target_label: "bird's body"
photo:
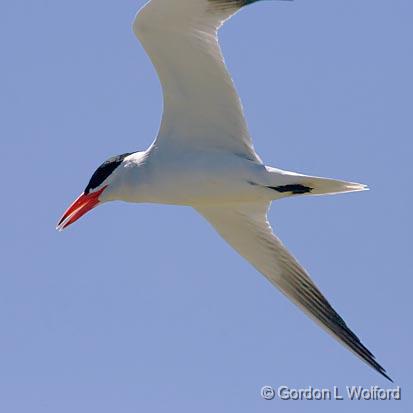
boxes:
[103,149,266,205]
[103,147,364,205]
[58,0,391,381]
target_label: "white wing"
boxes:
[196,202,391,380]
[133,0,261,161]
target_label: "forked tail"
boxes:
[267,168,368,196]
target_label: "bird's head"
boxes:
[56,152,134,231]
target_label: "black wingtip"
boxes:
[365,355,392,382]
[379,369,393,383]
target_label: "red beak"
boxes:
[56,186,107,231]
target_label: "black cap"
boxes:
[84,152,134,194]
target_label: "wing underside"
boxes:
[133,0,262,160]
[196,202,391,381]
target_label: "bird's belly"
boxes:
[143,175,258,205]
[139,156,268,206]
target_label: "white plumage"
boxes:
[57,0,390,381]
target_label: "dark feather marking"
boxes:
[208,0,293,10]
[84,152,135,194]
[268,184,313,194]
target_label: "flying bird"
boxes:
[57,0,391,381]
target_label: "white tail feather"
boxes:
[302,176,368,195]
[267,168,368,196]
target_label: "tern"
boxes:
[57,0,391,381]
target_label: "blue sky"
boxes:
[1,0,412,411]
